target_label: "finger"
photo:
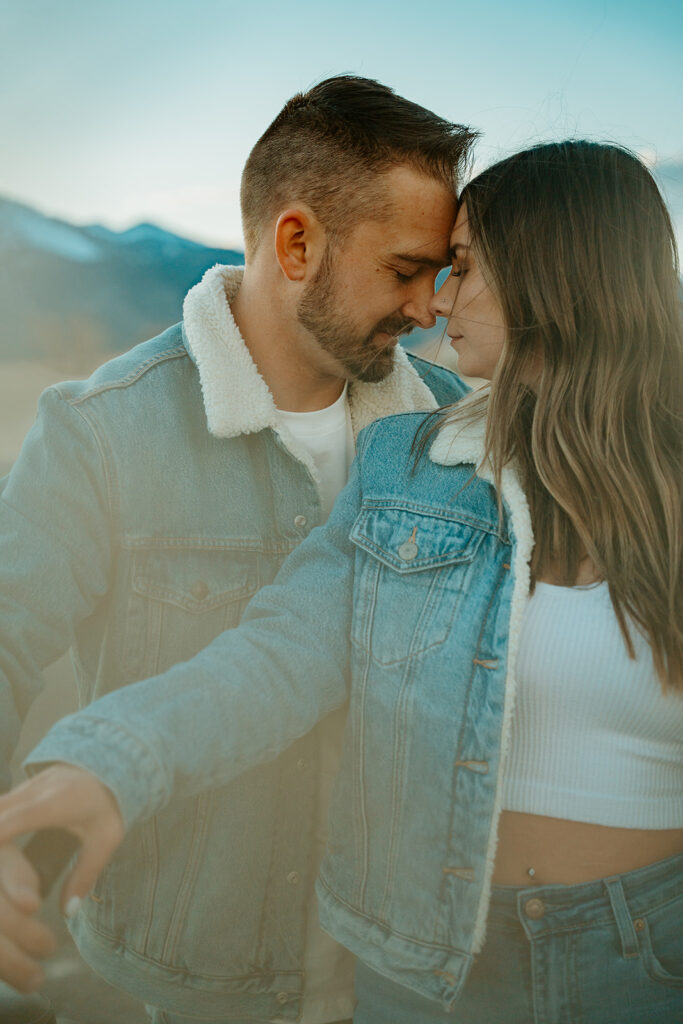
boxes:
[0,766,121,848]
[0,846,41,913]
[0,933,44,994]
[0,896,56,959]
[0,796,72,846]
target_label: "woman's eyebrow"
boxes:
[449,242,470,259]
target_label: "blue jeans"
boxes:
[354,852,683,1024]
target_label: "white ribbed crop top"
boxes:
[502,581,683,829]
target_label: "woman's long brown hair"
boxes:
[432,141,682,691]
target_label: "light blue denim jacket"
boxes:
[2,288,467,1018]
[26,402,536,1013]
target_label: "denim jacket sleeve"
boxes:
[25,428,369,829]
[0,388,114,792]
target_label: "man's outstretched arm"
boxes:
[0,425,369,989]
[0,387,117,991]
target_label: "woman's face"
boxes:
[430,202,506,380]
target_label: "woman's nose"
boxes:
[429,275,456,319]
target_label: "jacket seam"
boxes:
[357,499,503,539]
[78,915,306,981]
[62,393,121,535]
[318,875,470,956]
[61,346,187,406]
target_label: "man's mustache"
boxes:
[373,317,416,339]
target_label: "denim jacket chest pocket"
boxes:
[350,506,486,666]
[123,543,261,680]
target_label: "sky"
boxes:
[1,0,682,251]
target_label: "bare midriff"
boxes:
[492,811,683,886]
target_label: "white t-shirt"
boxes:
[274,385,356,1024]
[276,384,355,521]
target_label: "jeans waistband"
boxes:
[487,850,683,936]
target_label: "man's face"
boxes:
[297,166,456,382]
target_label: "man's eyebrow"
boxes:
[389,251,448,269]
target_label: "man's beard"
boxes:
[297,246,414,383]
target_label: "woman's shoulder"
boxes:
[357,410,437,457]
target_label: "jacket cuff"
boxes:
[23,714,170,830]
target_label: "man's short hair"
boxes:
[240,75,477,258]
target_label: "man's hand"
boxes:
[0,764,125,991]
[0,843,55,992]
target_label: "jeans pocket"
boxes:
[638,894,683,988]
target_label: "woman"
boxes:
[0,141,681,1023]
[348,139,683,1021]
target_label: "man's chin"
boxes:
[352,348,396,383]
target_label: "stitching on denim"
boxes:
[437,561,509,946]
[162,792,214,963]
[351,525,484,573]
[51,390,122,546]
[318,874,471,955]
[76,913,308,980]
[64,346,187,405]
[358,499,503,539]
[132,576,258,612]
[455,760,489,773]
[121,535,297,555]
[378,654,420,921]
[355,560,380,911]
[356,554,481,668]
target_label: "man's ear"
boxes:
[274,208,325,281]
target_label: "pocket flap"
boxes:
[350,506,484,573]
[132,548,257,612]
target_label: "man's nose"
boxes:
[401,283,437,329]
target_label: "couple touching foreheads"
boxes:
[0,75,680,1024]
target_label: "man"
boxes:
[0,76,474,1022]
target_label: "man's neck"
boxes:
[231,269,346,413]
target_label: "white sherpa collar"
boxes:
[182,264,440,449]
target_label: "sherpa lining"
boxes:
[182,264,440,480]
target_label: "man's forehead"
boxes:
[387,247,449,269]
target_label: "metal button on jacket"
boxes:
[286,871,300,885]
[524,897,546,920]
[294,515,307,528]
[190,580,209,601]
[398,539,418,561]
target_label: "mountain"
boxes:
[0,197,243,365]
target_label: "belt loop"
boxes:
[604,877,639,959]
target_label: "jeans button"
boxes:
[524,897,546,920]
